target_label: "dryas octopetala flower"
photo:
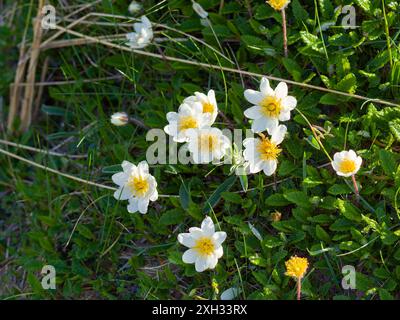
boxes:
[267,0,291,11]
[243,124,287,176]
[112,160,158,214]
[185,127,231,164]
[128,0,142,14]
[285,256,308,279]
[244,77,297,133]
[192,0,208,19]
[178,216,226,272]
[164,102,211,143]
[184,89,218,125]
[331,150,362,177]
[126,16,153,49]
[110,112,129,126]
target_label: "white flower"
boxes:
[243,124,287,176]
[244,77,297,133]
[164,102,210,143]
[126,16,153,49]
[110,112,129,126]
[192,0,208,19]
[186,127,231,164]
[184,89,218,125]
[178,216,226,272]
[331,150,362,177]
[112,160,158,214]
[128,1,142,14]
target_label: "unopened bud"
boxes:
[111,112,129,126]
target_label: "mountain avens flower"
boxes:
[164,102,211,143]
[185,127,231,164]
[126,16,153,49]
[128,1,142,14]
[285,255,309,300]
[112,161,158,214]
[184,89,218,125]
[178,216,226,272]
[110,112,129,126]
[243,124,287,176]
[244,78,297,133]
[267,0,291,11]
[331,150,362,177]
[192,0,208,19]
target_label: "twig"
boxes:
[0,139,87,159]
[281,9,288,57]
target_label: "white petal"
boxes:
[195,256,208,272]
[206,254,218,270]
[262,160,277,176]
[221,287,240,300]
[249,159,264,173]
[244,89,263,105]
[114,186,132,200]
[282,96,297,111]
[275,82,288,99]
[127,198,138,213]
[278,110,291,121]
[348,150,357,160]
[178,233,196,247]
[251,117,268,133]
[215,246,223,259]
[182,249,198,263]
[149,189,158,201]
[260,77,274,96]
[213,231,227,245]
[244,106,262,119]
[121,160,135,172]
[112,172,128,186]
[188,227,204,239]
[137,161,149,174]
[270,124,287,145]
[138,198,149,214]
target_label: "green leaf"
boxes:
[379,149,397,177]
[221,192,242,204]
[328,184,351,195]
[284,191,312,209]
[336,199,362,222]
[203,175,237,213]
[389,119,400,142]
[282,58,303,82]
[102,165,122,174]
[336,73,357,94]
[159,209,185,225]
[179,181,191,210]
[315,225,331,242]
[265,193,291,206]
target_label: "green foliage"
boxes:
[1,0,400,301]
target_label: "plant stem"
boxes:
[297,278,301,300]
[281,9,288,57]
[351,175,360,201]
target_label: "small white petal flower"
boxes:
[331,150,362,177]
[178,216,226,272]
[243,124,287,176]
[110,112,129,126]
[128,1,142,14]
[243,77,297,133]
[186,127,231,164]
[192,0,208,19]
[164,102,211,143]
[126,16,153,49]
[184,89,218,125]
[112,160,158,214]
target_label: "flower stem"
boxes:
[297,278,301,300]
[351,175,360,202]
[281,9,288,57]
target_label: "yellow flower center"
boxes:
[260,96,282,118]
[179,116,198,131]
[127,176,149,197]
[267,0,290,11]
[203,102,214,114]
[285,256,309,279]
[338,158,356,174]
[199,133,219,152]
[194,237,215,256]
[257,136,281,161]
